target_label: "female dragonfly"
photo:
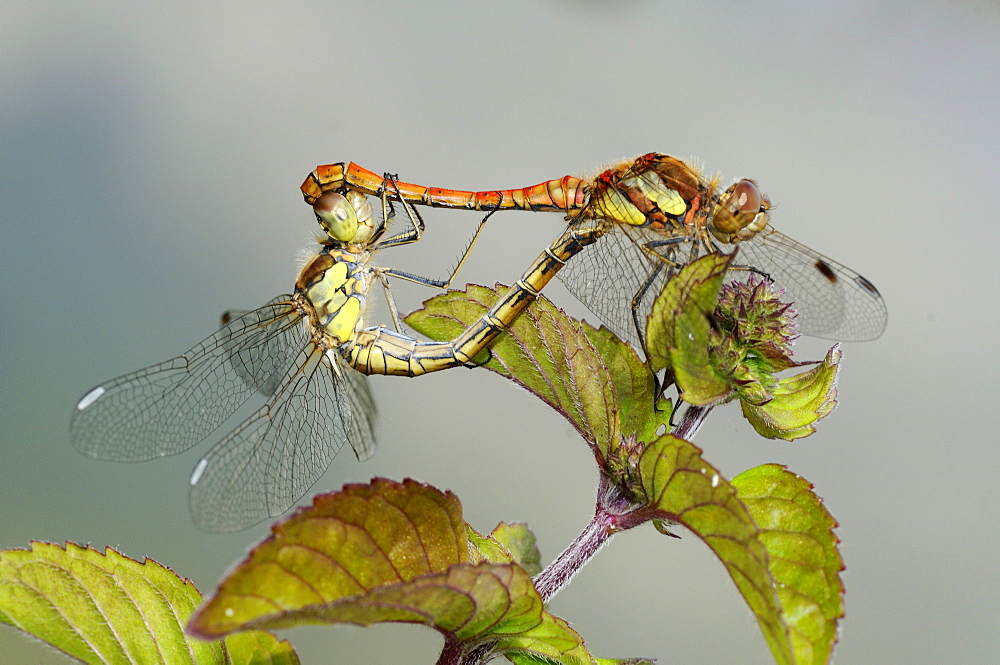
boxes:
[71,173,601,532]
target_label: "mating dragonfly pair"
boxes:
[70,154,888,531]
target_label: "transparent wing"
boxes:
[188,345,375,532]
[559,220,887,349]
[557,224,693,350]
[338,352,378,461]
[70,296,304,461]
[722,227,888,341]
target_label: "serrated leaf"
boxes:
[190,479,596,664]
[579,323,670,446]
[644,252,731,384]
[493,609,593,665]
[732,465,844,664]
[741,345,841,440]
[465,523,541,576]
[223,630,299,665]
[407,285,666,460]
[0,542,295,665]
[635,436,795,665]
[407,285,612,453]
[467,525,515,565]
[190,478,468,637]
[507,652,655,665]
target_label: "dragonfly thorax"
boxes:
[709,179,770,243]
[295,247,373,347]
[312,190,378,244]
[586,154,707,232]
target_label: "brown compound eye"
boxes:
[727,179,763,215]
[714,179,766,237]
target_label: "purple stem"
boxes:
[532,476,637,603]
[672,403,712,440]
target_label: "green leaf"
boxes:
[645,252,733,403]
[189,478,468,637]
[406,283,674,498]
[408,286,608,454]
[635,435,794,665]
[492,609,592,665]
[486,523,543,577]
[732,465,844,665]
[579,323,671,448]
[741,345,841,440]
[223,630,299,665]
[190,479,596,664]
[508,653,656,665]
[0,542,296,665]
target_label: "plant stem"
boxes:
[533,512,614,604]
[533,476,634,603]
[436,633,463,665]
[672,403,712,440]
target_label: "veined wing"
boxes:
[558,221,887,350]
[188,343,376,533]
[70,297,305,461]
[557,224,695,350]
[721,226,888,342]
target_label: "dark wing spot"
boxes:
[815,259,838,284]
[854,274,882,299]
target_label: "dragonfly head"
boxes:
[710,179,770,243]
[313,190,376,244]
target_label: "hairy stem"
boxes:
[672,403,712,440]
[533,476,636,603]
[436,633,463,665]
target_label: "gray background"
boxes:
[3,1,997,663]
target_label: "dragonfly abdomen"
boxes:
[301,161,588,213]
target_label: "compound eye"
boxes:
[714,179,765,236]
[313,192,359,242]
[727,180,763,215]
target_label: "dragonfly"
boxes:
[302,153,888,355]
[70,174,599,532]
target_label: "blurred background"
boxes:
[3,1,998,663]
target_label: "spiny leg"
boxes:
[382,200,500,289]
[374,173,426,248]
[346,222,603,377]
[631,235,693,353]
[373,179,502,332]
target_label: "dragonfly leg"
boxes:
[375,174,427,249]
[381,202,499,290]
[630,262,665,354]
[345,223,602,377]
[377,272,405,334]
[630,235,695,352]
[370,177,497,332]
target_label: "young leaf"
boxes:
[579,323,670,448]
[741,345,841,440]
[190,479,598,665]
[489,609,592,665]
[224,630,299,665]
[473,522,543,576]
[0,542,295,665]
[644,252,732,404]
[732,464,844,664]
